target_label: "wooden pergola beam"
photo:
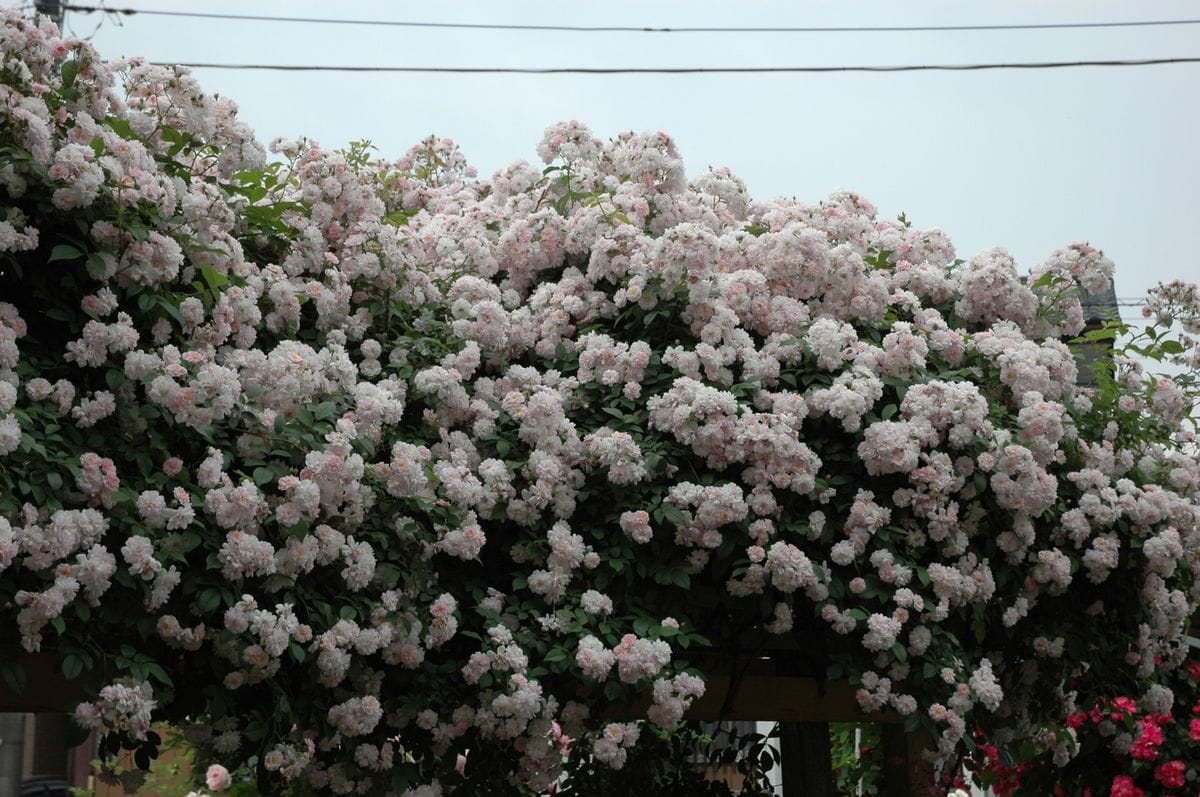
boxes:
[0,655,84,713]
[679,673,901,724]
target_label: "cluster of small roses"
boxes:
[74,679,156,740]
[0,8,1198,794]
[591,722,641,770]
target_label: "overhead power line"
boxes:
[163,58,1200,74]
[60,5,1200,34]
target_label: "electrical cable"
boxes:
[58,4,1200,35]
[160,58,1200,74]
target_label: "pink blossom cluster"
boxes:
[74,679,156,740]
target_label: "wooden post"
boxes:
[28,713,71,779]
[0,713,25,797]
[881,724,935,797]
[68,732,97,790]
[779,722,833,797]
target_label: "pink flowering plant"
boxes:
[0,10,1198,795]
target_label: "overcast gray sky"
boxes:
[23,0,1200,311]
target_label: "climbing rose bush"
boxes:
[0,10,1197,795]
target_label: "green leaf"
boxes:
[544,647,568,663]
[46,471,63,491]
[971,616,987,644]
[146,663,173,687]
[339,605,357,620]
[199,265,229,296]
[1030,270,1058,290]
[104,115,139,141]
[243,720,267,742]
[391,766,415,793]
[252,467,275,487]
[383,210,414,227]
[197,588,222,614]
[157,298,184,324]
[661,503,687,527]
[62,654,84,680]
[48,244,84,263]
[61,59,79,89]
[0,661,26,695]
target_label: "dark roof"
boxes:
[1082,278,1119,324]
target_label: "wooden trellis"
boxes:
[2,653,931,795]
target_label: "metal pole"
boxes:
[0,713,26,797]
[855,725,864,796]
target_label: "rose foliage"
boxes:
[0,11,1197,796]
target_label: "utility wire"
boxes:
[60,4,1200,34]
[160,58,1200,74]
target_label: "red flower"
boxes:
[1187,660,1200,682]
[1154,760,1186,790]
[1111,696,1138,716]
[1129,741,1159,761]
[1130,717,1163,761]
[1110,775,1144,797]
[1189,717,1200,743]
[1066,711,1088,729]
